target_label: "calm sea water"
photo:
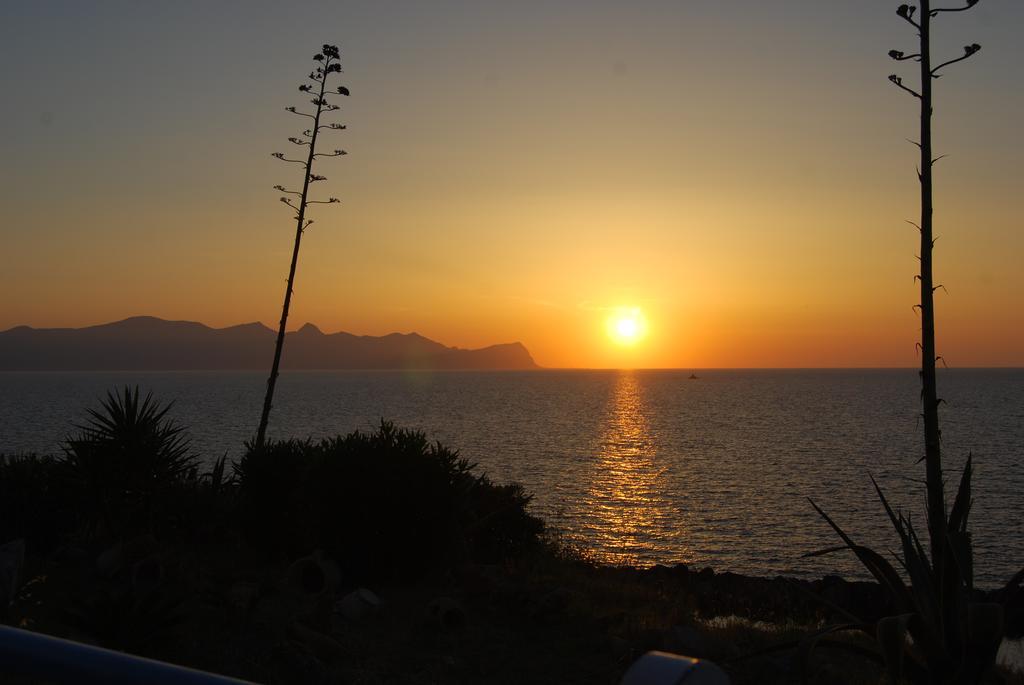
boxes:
[2,369,1022,585]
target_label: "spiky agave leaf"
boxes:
[876,613,933,683]
[877,614,910,679]
[61,387,196,533]
[807,498,915,614]
[965,603,1004,674]
[81,387,193,480]
[870,479,939,625]
[918,460,974,669]
[796,622,866,684]
[809,491,959,674]
[869,476,965,672]
[947,455,973,534]
[1003,566,1024,598]
[902,520,959,672]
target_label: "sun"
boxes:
[607,307,648,346]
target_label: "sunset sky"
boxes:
[1,1,1022,368]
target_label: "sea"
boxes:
[1,368,1022,586]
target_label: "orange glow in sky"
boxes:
[1,3,1022,368]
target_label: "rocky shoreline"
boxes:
[629,563,1024,637]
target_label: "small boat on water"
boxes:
[688,373,699,380]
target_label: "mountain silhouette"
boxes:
[0,317,538,371]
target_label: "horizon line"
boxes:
[2,366,1021,373]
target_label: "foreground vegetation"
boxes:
[1,389,1022,684]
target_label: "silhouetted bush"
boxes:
[463,475,545,564]
[0,453,69,553]
[5,389,542,590]
[60,387,198,539]
[168,455,240,549]
[236,421,543,580]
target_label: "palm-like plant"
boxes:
[61,387,196,536]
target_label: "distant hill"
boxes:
[0,317,539,371]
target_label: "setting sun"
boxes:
[607,307,648,346]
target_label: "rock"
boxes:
[95,542,125,579]
[764,654,794,677]
[530,586,573,625]
[131,555,164,594]
[226,581,260,612]
[634,627,666,653]
[426,596,466,630]
[811,663,844,685]
[123,534,158,559]
[0,539,26,608]
[454,563,501,597]
[334,588,380,622]
[284,552,342,632]
[660,625,711,658]
[595,610,630,632]
[817,574,851,608]
[288,620,345,663]
[605,635,633,660]
[274,638,330,685]
[286,551,341,599]
[53,544,89,566]
[96,535,159,580]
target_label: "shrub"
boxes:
[236,421,543,581]
[0,453,68,553]
[462,475,544,565]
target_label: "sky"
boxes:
[1,0,1022,368]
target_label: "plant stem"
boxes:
[918,0,946,559]
[255,63,329,448]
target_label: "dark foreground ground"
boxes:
[6,540,1024,685]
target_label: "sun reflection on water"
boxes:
[578,371,693,566]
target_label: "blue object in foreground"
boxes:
[0,624,257,685]
[620,651,731,685]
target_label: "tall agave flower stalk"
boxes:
[888,0,981,570]
[256,44,350,448]
[802,3,1024,682]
